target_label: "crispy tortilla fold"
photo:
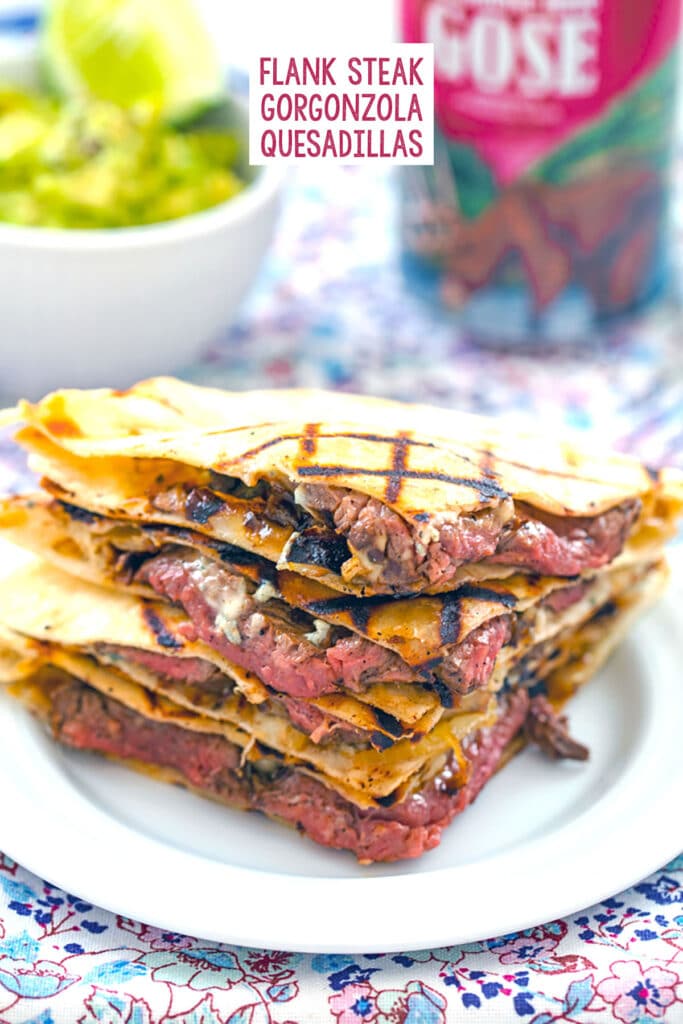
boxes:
[0,624,489,806]
[0,493,671,668]
[0,555,451,747]
[0,546,651,765]
[12,377,682,514]
[10,378,683,596]
[2,558,668,814]
[0,552,269,704]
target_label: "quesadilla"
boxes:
[0,493,659,704]
[9,377,682,596]
[0,549,667,861]
[0,378,680,862]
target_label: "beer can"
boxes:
[401,0,681,343]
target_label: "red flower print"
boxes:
[330,982,377,1024]
[597,961,682,1022]
[244,949,293,976]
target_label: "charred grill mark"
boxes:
[430,677,455,708]
[116,550,151,581]
[220,433,300,463]
[217,427,539,499]
[385,432,410,504]
[232,430,443,464]
[439,597,462,647]
[590,599,618,622]
[415,656,442,675]
[350,605,371,632]
[295,464,508,501]
[140,521,186,538]
[316,432,502,482]
[437,584,517,646]
[336,432,435,447]
[305,594,372,617]
[204,422,280,438]
[369,706,405,738]
[451,584,518,607]
[374,791,398,808]
[305,591,413,621]
[185,488,226,525]
[370,731,396,751]
[302,423,319,455]
[209,539,275,575]
[135,521,274,575]
[462,443,624,488]
[319,431,439,449]
[286,528,351,574]
[224,427,510,491]
[58,501,98,524]
[142,605,183,649]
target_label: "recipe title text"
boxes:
[249,46,434,165]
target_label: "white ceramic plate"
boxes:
[0,546,681,954]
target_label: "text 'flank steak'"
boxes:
[0,378,680,861]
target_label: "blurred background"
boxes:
[0,0,681,472]
[195,1,396,63]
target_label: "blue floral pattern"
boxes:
[0,855,679,1021]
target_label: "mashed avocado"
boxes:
[0,87,246,228]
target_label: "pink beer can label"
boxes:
[401,0,682,337]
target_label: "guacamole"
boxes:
[0,87,247,229]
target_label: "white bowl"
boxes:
[0,39,283,400]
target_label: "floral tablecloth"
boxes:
[1,156,683,1023]
[0,850,681,1024]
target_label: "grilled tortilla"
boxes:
[0,553,452,753]
[0,598,489,807]
[0,555,668,820]
[0,545,667,802]
[8,378,682,596]
[0,494,659,703]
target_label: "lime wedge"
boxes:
[41,0,223,123]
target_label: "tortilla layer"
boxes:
[10,379,681,595]
[0,557,667,810]
[0,494,665,700]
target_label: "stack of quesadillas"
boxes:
[0,378,680,862]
